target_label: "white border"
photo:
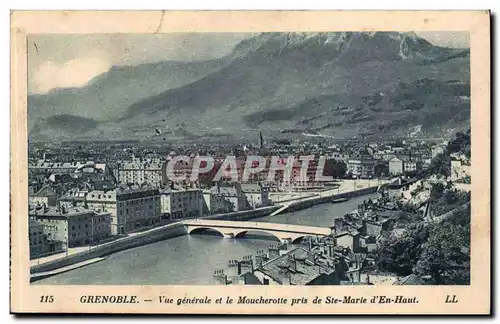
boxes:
[3,1,497,323]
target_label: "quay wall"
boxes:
[30,187,375,275]
[30,206,280,274]
[333,186,379,199]
[204,205,280,221]
[279,186,379,215]
[31,223,187,274]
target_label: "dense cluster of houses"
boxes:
[27,158,272,259]
[213,239,370,286]
[213,168,472,286]
[26,135,463,261]
[212,190,414,286]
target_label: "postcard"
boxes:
[10,10,490,314]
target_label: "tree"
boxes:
[426,153,451,178]
[374,163,389,177]
[443,189,458,205]
[446,203,471,227]
[430,182,445,201]
[414,221,470,284]
[446,129,471,158]
[323,159,347,179]
[375,223,431,276]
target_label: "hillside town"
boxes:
[28,129,471,285]
[210,130,471,285]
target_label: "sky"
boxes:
[27,32,469,94]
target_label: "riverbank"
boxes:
[33,193,377,285]
[30,205,280,276]
[269,185,380,216]
[30,182,383,279]
[31,257,105,282]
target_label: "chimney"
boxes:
[255,250,268,268]
[287,271,293,285]
[228,259,239,277]
[268,245,280,259]
[239,255,254,275]
[327,243,333,258]
[213,269,227,285]
[289,255,297,272]
[319,242,326,255]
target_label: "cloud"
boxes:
[30,55,111,94]
[27,33,252,94]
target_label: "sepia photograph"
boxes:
[10,10,490,314]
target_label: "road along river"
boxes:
[34,193,376,285]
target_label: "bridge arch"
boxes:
[183,220,331,243]
[233,230,282,242]
[289,234,317,244]
[188,227,225,237]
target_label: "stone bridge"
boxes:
[182,219,332,243]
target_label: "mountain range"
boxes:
[28,32,470,142]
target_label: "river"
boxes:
[34,193,376,285]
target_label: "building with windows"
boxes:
[347,159,375,178]
[241,183,270,209]
[330,151,349,162]
[203,184,247,213]
[59,186,162,235]
[29,160,106,175]
[29,220,53,259]
[388,157,404,175]
[403,161,418,173]
[29,206,111,248]
[202,189,227,214]
[115,158,164,186]
[160,188,204,220]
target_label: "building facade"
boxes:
[115,159,164,186]
[403,161,418,173]
[30,206,112,248]
[347,159,375,178]
[29,220,52,259]
[241,183,270,209]
[160,189,204,220]
[388,157,403,175]
[203,184,247,213]
[60,187,162,235]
